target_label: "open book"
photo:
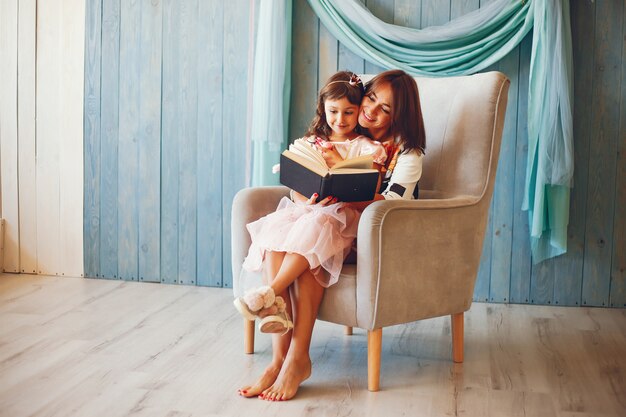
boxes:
[279,138,379,202]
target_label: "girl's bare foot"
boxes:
[238,362,282,398]
[260,354,311,401]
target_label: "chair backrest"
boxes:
[417,72,509,199]
[363,71,510,200]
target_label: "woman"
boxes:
[238,69,426,401]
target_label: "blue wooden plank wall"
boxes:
[289,0,626,308]
[84,0,250,288]
[85,0,625,306]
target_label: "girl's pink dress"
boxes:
[241,135,386,290]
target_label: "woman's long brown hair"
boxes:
[365,70,426,154]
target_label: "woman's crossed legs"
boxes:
[238,251,324,401]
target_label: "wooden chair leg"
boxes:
[451,312,464,363]
[244,318,255,354]
[367,328,383,392]
[345,326,353,335]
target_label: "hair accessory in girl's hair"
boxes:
[326,73,363,90]
[348,73,362,88]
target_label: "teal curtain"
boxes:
[523,0,573,263]
[302,0,573,263]
[250,0,292,186]
[308,0,534,75]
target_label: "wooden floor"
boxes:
[0,274,624,417]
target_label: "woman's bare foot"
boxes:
[238,362,282,398]
[260,354,311,401]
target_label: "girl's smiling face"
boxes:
[324,97,359,139]
[359,82,393,140]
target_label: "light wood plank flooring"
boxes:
[0,273,625,417]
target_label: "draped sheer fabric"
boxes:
[250,0,292,186]
[304,0,573,263]
[523,0,573,262]
[309,0,534,75]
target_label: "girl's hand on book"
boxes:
[321,147,343,168]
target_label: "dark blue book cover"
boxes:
[279,153,378,202]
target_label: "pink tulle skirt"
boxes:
[242,197,360,288]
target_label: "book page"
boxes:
[331,154,374,170]
[282,150,329,177]
[288,138,374,171]
[330,168,378,174]
[289,138,328,168]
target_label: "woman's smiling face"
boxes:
[358,82,393,140]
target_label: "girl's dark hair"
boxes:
[306,71,365,138]
[365,69,426,154]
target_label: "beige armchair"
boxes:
[231,71,510,391]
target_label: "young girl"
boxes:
[234,71,387,333]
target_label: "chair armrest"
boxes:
[354,196,490,329]
[231,186,290,295]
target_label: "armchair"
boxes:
[231,71,510,391]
